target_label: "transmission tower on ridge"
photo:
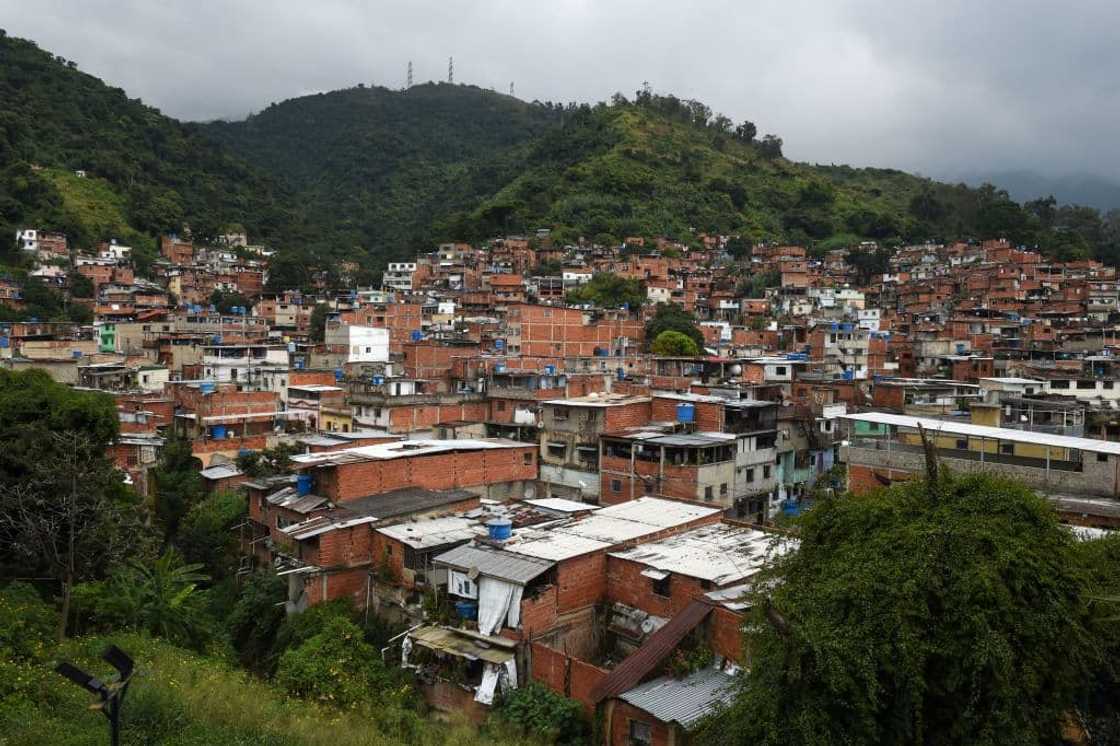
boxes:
[509,81,514,97]
[448,57,454,84]
[406,60,413,89]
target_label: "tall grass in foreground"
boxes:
[0,632,544,746]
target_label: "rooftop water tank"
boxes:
[410,330,423,342]
[334,368,344,381]
[210,424,227,440]
[616,367,626,381]
[372,375,384,385]
[495,363,506,374]
[544,364,556,375]
[296,474,313,496]
[677,403,696,424]
[486,519,512,542]
[199,380,216,394]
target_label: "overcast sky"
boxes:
[4,0,1118,180]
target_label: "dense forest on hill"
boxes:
[3,28,1120,280]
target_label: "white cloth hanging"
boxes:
[477,576,516,636]
[475,663,501,704]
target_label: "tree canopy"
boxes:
[565,272,645,308]
[702,473,1104,745]
[645,302,705,349]
[651,329,701,356]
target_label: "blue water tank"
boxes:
[486,519,513,541]
[294,360,305,370]
[544,364,556,375]
[677,403,696,424]
[956,343,966,354]
[495,339,505,350]
[238,449,252,457]
[616,367,626,381]
[842,369,855,381]
[211,335,223,345]
[211,425,227,439]
[296,474,313,496]
[372,375,384,385]
[199,380,216,394]
[71,349,82,359]
[334,368,344,381]
[410,330,423,342]
[0,337,8,348]
[454,600,478,620]
[495,363,506,374]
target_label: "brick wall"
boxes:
[319,445,537,502]
[710,606,744,662]
[606,555,710,619]
[650,396,723,431]
[529,642,609,715]
[556,552,608,612]
[603,400,652,432]
[608,700,672,746]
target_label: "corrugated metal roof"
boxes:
[589,599,713,703]
[618,667,737,729]
[433,543,554,584]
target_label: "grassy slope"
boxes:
[0,633,541,746]
[476,106,937,242]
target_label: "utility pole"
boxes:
[509,81,514,97]
[448,56,454,84]
[406,60,413,89]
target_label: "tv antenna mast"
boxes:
[406,60,413,89]
[509,81,514,97]
[448,57,454,84]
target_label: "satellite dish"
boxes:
[467,566,480,580]
[640,618,658,635]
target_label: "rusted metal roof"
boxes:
[589,599,713,703]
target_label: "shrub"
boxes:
[0,582,56,661]
[494,682,588,745]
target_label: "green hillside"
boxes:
[201,82,562,266]
[0,32,301,259]
[3,29,1119,277]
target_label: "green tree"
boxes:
[651,330,701,356]
[151,433,204,544]
[565,272,645,309]
[644,303,704,349]
[69,271,94,298]
[494,682,588,745]
[175,489,246,580]
[96,550,211,648]
[209,288,252,315]
[700,473,1099,746]
[227,570,287,673]
[309,302,330,344]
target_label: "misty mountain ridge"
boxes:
[947,170,1120,213]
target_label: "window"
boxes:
[720,483,728,497]
[775,366,787,376]
[523,452,533,465]
[1051,380,1070,390]
[1077,380,1095,390]
[1105,381,1115,390]
[763,465,771,479]
[611,479,623,493]
[746,468,755,482]
[651,574,671,598]
[497,401,506,411]
[553,407,569,421]
[1098,453,1109,463]
[704,486,714,501]
[1000,443,1013,455]
[955,438,968,450]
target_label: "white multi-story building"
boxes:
[325,324,389,363]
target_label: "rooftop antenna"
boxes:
[448,56,454,84]
[406,60,413,89]
[509,81,514,97]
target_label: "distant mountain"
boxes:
[950,170,1120,213]
[4,30,1119,279]
[200,82,561,270]
[0,32,302,269]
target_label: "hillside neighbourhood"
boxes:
[4,220,1120,742]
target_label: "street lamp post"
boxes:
[54,645,134,746]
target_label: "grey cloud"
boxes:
[3,0,1118,181]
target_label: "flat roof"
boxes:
[542,394,651,408]
[290,438,529,467]
[522,497,599,514]
[979,377,1044,385]
[608,524,796,585]
[375,515,480,549]
[507,498,720,562]
[841,411,1120,456]
[618,668,736,730]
